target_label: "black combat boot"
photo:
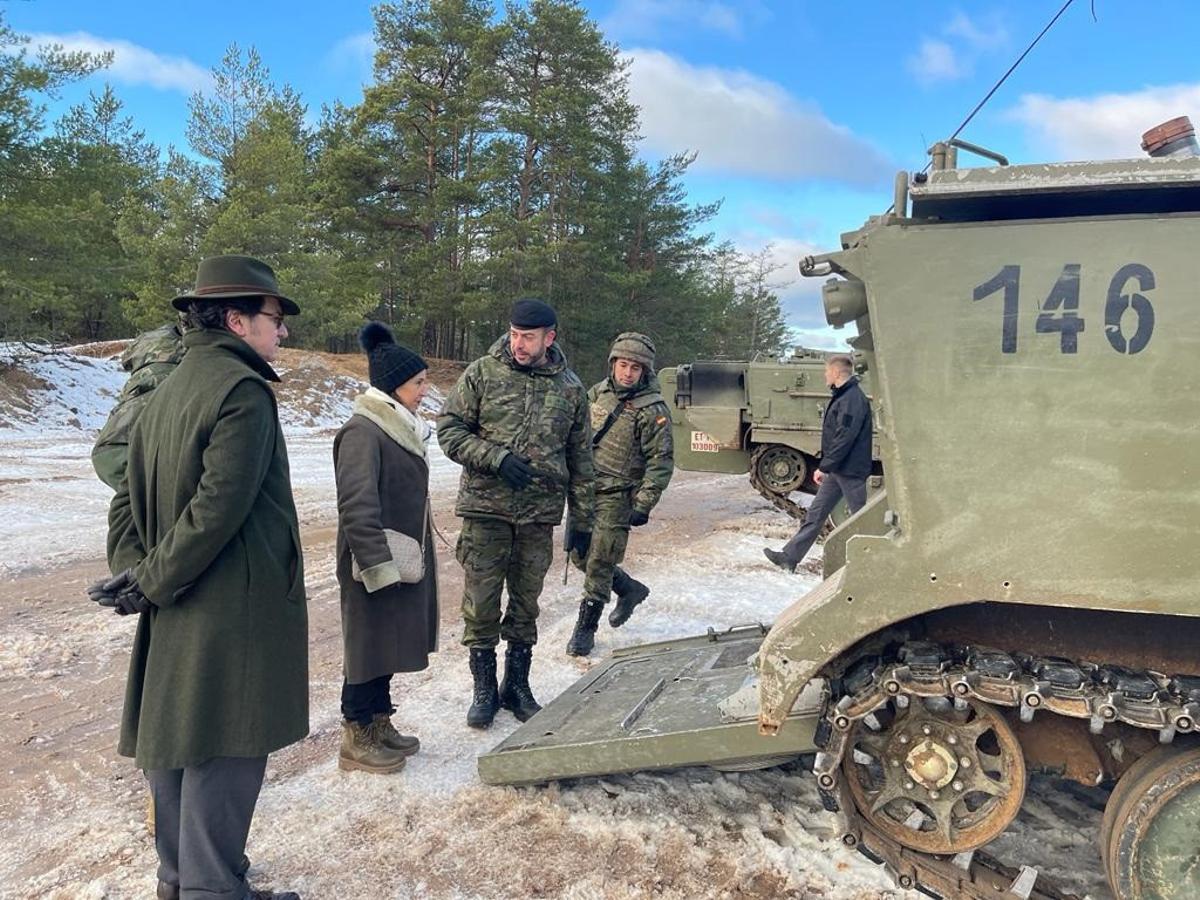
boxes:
[566,599,604,657]
[499,642,542,721]
[608,569,650,628]
[467,647,500,729]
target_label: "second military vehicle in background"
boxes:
[660,350,882,520]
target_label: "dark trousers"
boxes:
[781,473,868,566]
[341,674,393,725]
[146,755,267,899]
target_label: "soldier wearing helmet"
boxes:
[566,332,674,656]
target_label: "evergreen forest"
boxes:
[0,1,791,379]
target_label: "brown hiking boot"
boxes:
[338,720,407,774]
[371,713,420,756]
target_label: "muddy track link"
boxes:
[809,640,1200,899]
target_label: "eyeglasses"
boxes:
[258,311,286,330]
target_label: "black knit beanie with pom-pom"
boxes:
[360,321,427,395]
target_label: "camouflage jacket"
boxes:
[92,324,186,489]
[437,337,595,528]
[588,373,674,514]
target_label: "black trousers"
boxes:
[146,755,267,899]
[341,673,394,725]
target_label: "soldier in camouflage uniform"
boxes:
[92,322,186,490]
[438,299,595,728]
[566,332,674,657]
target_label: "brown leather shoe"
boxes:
[371,713,420,756]
[156,881,179,900]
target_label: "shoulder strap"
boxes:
[590,390,623,447]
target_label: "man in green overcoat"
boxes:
[89,256,306,900]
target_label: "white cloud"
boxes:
[326,32,376,78]
[907,39,966,85]
[626,49,891,185]
[27,32,211,94]
[906,12,1007,86]
[1009,83,1200,161]
[604,0,766,40]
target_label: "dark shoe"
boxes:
[248,891,301,900]
[608,571,649,628]
[566,599,604,657]
[338,720,407,774]
[371,713,420,756]
[467,647,500,729]
[763,548,796,573]
[156,882,179,900]
[499,641,542,721]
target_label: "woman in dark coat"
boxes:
[334,322,439,773]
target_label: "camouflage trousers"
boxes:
[457,518,554,648]
[571,490,633,606]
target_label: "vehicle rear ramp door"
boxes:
[478,625,821,786]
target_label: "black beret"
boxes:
[510,298,557,329]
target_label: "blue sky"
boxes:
[11,0,1200,347]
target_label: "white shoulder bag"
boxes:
[351,495,429,585]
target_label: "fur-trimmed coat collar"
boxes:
[352,386,430,459]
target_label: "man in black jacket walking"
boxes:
[764,354,872,573]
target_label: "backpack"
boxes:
[91,324,186,490]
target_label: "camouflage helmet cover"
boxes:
[608,332,656,372]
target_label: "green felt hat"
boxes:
[171,255,299,314]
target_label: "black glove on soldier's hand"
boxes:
[566,528,592,558]
[629,510,650,527]
[86,569,152,616]
[498,454,535,491]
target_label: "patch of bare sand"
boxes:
[0,362,51,423]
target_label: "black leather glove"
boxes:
[497,454,535,491]
[566,528,592,558]
[629,509,650,527]
[109,591,152,616]
[87,569,152,616]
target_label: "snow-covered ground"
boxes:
[0,345,1109,899]
[0,344,451,577]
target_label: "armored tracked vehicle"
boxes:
[660,352,883,520]
[481,120,1200,900]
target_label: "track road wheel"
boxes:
[1100,745,1178,886]
[1103,744,1200,899]
[843,696,1026,854]
[753,445,807,495]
